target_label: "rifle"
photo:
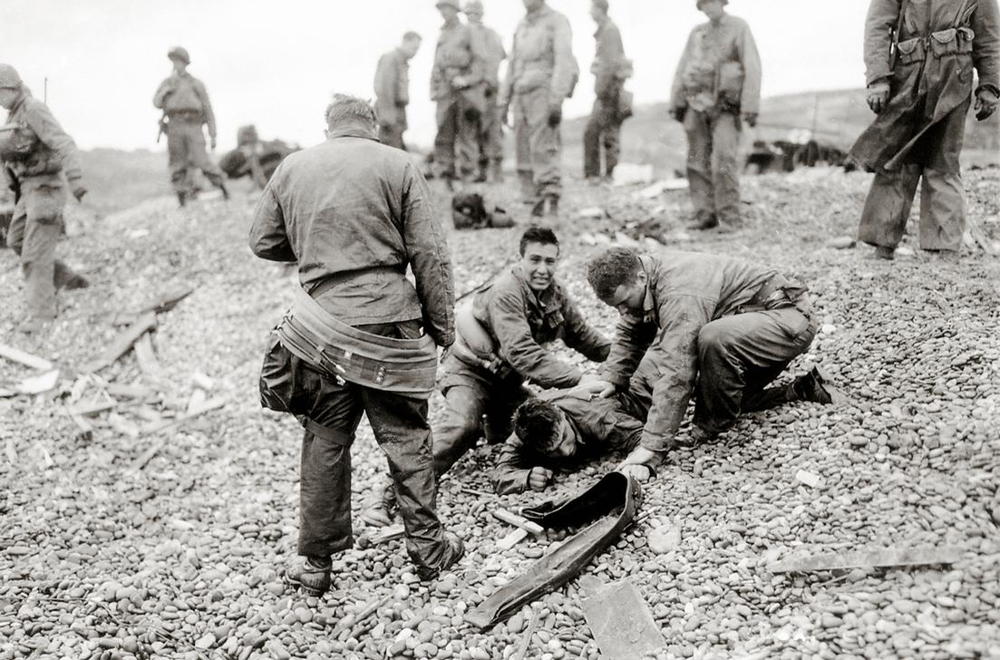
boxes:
[156,113,168,144]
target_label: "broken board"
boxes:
[581,580,664,660]
[81,313,157,374]
[769,545,963,574]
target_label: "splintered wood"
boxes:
[769,545,963,574]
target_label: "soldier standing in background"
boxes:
[500,0,577,218]
[670,0,761,233]
[0,63,89,334]
[463,1,506,183]
[153,47,228,207]
[375,32,422,151]
[431,0,487,188]
[583,0,628,183]
[849,0,999,261]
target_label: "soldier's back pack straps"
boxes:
[274,286,439,398]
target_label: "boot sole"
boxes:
[284,573,329,597]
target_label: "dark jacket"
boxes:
[592,17,625,99]
[1,90,83,184]
[850,0,1000,171]
[469,265,610,389]
[249,125,455,347]
[602,251,776,452]
[491,388,643,495]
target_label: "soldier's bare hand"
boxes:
[547,105,562,127]
[619,463,653,483]
[866,81,891,114]
[670,107,687,123]
[210,136,217,151]
[528,467,553,491]
[975,88,999,121]
[72,186,87,202]
[576,378,616,399]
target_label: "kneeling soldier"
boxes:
[581,247,842,481]
[364,226,611,524]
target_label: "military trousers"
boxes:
[259,330,455,574]
[434,93,478,181]
[166,117,225,195]
[858,96,970,253]
[476,87,503,173]
[513,86,562,201]
[583,90,623,179]
[693,303,817,434]
[432,354,533,477]
[6,177,80,321]
[379,122,407,151]
[684,109,742,226]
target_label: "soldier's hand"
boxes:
[72,186,87,202]
[528,467,554,492]
[866,81,891,114]
[575,378,616,399]
[210,136,217,151]
[670,107,687,123]
[742,112,758,128]
[547,105,562,128]
[975,88,999,121]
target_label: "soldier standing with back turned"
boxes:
[583,0,628,183]
[849,0,999,261]
[670,0,761,233]
[153,47,229,207]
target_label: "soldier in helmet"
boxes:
[431,0,488,187]
[0,63,90,333]
[463,0,507,183]
[153,47,228,207]
[499,0,578,217]
[670,0,761,233]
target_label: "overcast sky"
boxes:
[2,0,867,151]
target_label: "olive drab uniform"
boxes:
[250,125,461,576]
[375,48,412,150]
[603,252,819,453]
[670,13,761,228]
[467,21,506,180]
[432,18,488,182]
[500,4,578,204]
[584,15,627,179]
[153,72,226,198]
[1,85,87,321]
[850,0,1000,252]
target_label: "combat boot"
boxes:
[62,274,90,291]
[873,246,896,261]
[285,555,332,597]
[531,195,559,218]
[360,480,397,528]
[416,532,465,582]
[686,212,718,231]
[792,367,846,405]
[488,161,504,183]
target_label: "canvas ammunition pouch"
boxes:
[271,287,439,398]
[0,123,38,163]
[449,300,515,379]
[896,27,975,66]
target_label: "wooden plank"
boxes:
[0,344,53,371]
[81,313,157,374]
[133,334,164,380]
[130,397,228,470]
[492,509,545,536]
[769,545,963,574]
[581,580,665,660]
[496,528,530,551]
[138,286,194,315]
[67,399,116,417]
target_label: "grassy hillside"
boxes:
[560,88,1000,176]
[78,148,170,215]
